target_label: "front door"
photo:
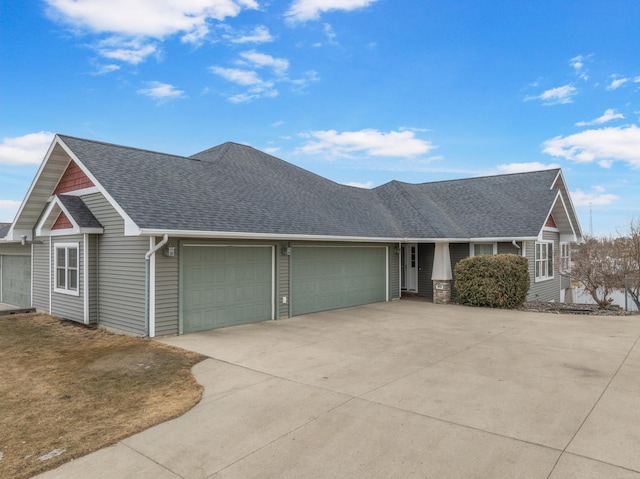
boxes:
[401,244,418,292]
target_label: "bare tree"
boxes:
[571,236,621,308]
[615,218,640,310]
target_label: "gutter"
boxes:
[145,234,168,338]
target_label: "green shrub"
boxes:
[454,254,529,308]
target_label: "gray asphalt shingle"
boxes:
[57,195,103,229]
[57,135,561,239]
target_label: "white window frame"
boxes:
[560,242,571,273]
[535,241,554,282]
[470,242,497,257]
[54,242,80,296]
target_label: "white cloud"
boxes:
[228,25,273,44]
[210,66,263,85]
[525,84,577,105]
[209,64,278,101]
[606,77,629,90]
[496,162,560,174]
[96,37,158,65]
[286,0,378,23]
[569,55,589,81]
[137,81,186,102]
[90,63,120,75]
[0,132,54,165]
[211,52,316,102]
[576,108,625,126]
[570,188,619,207]
[239,50,289,75]
[543,125,640,167]
[343,180,373,188]
[45,0,258,63]
[263,147,280,154]
[297,128,436,159]
[271,120,285,127]
[288,70,319,92]
[0,200,22,223]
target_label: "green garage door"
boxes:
[182,246,273,333]
[291,246,387,316]
[1,255,31,308]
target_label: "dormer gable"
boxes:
[36,195,103,237]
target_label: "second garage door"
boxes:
[1,255,31,308]
[291,246,387,316]
[182,246,273,333]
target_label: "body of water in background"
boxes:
[575,288,639,312]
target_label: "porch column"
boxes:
[432,242,452,304]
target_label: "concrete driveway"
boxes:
[37,301,640,478]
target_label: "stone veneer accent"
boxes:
[433,280,452,304]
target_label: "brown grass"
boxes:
[0,313,207,479]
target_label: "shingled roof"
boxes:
[0,223,10,239]
[54,135,568,240]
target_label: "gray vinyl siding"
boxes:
[50,235,84,323]
[82,193,148,336]
[278,242,290,318]
[449,243,469,301]
[497,241,522,255]
[154,239,179,336]
[526,230,561,302]
[32,237,50,311]
[417,243,435,300]
[0,243,31,255]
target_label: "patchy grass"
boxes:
[0,313,206,479]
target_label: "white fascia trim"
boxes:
[551,170,583,240]
[467,236,536,243]
[6,137,62,242]
[139,229,539,244]
[538,191,577,242]
[49,228,104,237]
[139,229,404,242]
[59,186,99,197]
[56,137,140,237]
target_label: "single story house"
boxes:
[0,135,583,336]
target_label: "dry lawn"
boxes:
[0,313,206,479]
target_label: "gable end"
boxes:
[53,160,95,194]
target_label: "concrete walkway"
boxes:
[36,301,640,478]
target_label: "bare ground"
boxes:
[0,313,206,479]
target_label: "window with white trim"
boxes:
[535,242,554,281]
[560,242,571,273]
[54,243,79,295]
[471,243,496,256]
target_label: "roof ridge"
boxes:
[390,168,560,187]
[57,134,193,161]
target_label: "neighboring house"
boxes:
[0,135,583,336]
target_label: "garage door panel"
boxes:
[291,247,386,316]
[1,255,31,308]
[183,246,273,333]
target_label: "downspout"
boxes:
[512,240,522,255]
[145,234,168,338]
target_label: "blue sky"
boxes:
[1,0,639,236]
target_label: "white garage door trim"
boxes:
[179,244,275,334]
